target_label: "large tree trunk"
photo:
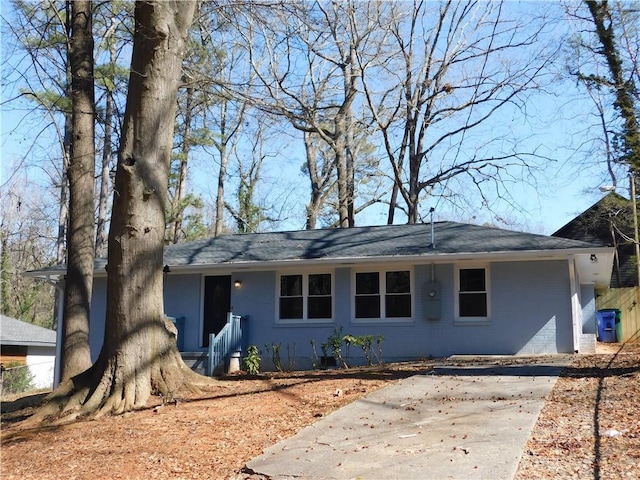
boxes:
[304,131,321,230]
[170,86,193,243]
[585,0,640,173]
[60,0,95,381]
[95,44,116,258]
[95,0,200,413]
[38,1,203,421]
[53,109,71,333]
[215,132,228,237]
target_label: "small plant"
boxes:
[1,362,34,395]
[327,327,348,368]
[265,342,283,371]
[315,338,337,368]
[310,339,321,369]
[360,335,376,365]
[287,342,297,371]
[374,334,385,365]
[341,333,385,366]
[320,340,329,359]
[343,334,355,363]
[243,345,261,375]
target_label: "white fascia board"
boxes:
[22,271,66,288]
[158,246,616,273]
[1,340,56,347]
[25,245,615,279]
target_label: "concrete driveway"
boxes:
[245,355,572,480]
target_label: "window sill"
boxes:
[454,318,492,326]
[275,319,335,327]
[351,318,415,326]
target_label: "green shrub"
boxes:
[243,345,261,375]
[327,327,347,368]
[265,343,283,371]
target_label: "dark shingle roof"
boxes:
[163,221,598,266]
[28,222,607,277]
[0,315,56,347]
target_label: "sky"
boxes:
[0,1,627,239]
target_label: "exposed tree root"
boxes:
[25,340,216,426]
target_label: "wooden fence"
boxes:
[596,287,640,343]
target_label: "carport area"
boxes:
[246,355,572,480]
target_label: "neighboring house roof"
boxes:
[552,192,626,246]
[0,315,56,348]
[26,222,615,287]
[553,193,637,288]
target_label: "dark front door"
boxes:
[203,275,231,347]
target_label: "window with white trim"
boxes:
[456,266,489,319]
[354,270,412,320]
[278,273,333,321]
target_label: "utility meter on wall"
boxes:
[424,281,441,320]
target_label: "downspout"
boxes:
[568,255,582,353]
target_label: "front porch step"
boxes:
[181,352,208,375]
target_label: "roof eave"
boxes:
[0,340,56,347]
[162,246,616,272]
[26,246,615,280]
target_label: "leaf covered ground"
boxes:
[1,343,639,479]
[515,341,640,479]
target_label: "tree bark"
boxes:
[95,43,117,258]
[38,1,204,421]
[585,0,640,174]
[214,144,228,236]
[98,0,199,413]
[170,86,193,243]
[60,0,95,382]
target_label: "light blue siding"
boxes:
[580,285,597,334]
[87,258,593,368]
[235,260,578,365]
[89,277,107,361]
[164,274,202,350]
[484,261,573,355]
[88,274,204,359]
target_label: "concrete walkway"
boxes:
[245,355,572,480]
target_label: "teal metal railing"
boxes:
[207,313,242,375]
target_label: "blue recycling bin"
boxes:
[596,310,617,343]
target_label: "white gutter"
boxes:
[26,246,615,280]
[152,247,615,275]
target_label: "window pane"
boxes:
[280,297,303,319]
[355,296,381,318]
[386,271,410,293]
[356,272,379,294]
[280,275,302,296]
[386,295,411,317]
[309,274,331,296]
[459,293,487,317]
[460,269,485,292]
[308,297,332,319]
